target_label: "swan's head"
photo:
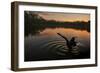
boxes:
[71,36,78,41]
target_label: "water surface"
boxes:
[25,27,90,61]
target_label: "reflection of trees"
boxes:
[24,11,90,36]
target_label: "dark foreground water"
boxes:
[24,28,90,62]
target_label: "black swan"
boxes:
[57,33,77,52]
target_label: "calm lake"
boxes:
[24,28,90,61]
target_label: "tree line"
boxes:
[24,11,90,36]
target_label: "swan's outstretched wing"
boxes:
[57,33,68,42]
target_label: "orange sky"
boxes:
[37,12,90,22]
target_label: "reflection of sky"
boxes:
[39,28,90,40]
[34,12,90,22]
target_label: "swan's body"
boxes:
[57,33,77,52]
